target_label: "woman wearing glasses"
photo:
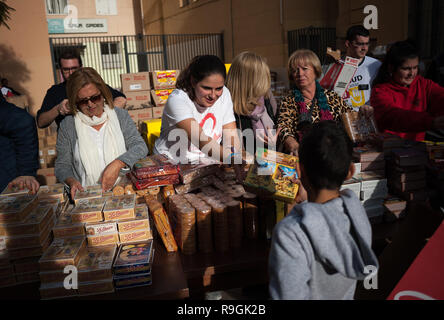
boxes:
[55,67,148,199]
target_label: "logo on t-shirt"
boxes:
[199,113,221,141]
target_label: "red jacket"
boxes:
[371,76,444,141]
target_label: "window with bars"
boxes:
[100,42,122,69]
[45,0,68,15]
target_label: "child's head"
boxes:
[299,121,354,193]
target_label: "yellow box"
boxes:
[140,119,162,154]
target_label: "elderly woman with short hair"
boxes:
[278,49,353,156]
[55,67,148,199]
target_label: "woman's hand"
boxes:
[101,159,126,192]
[284,136,299,156]
[8,176,40,195]
[65,177,83,200]
[359,105,374,118]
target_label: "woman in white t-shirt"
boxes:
[154,55,244,173]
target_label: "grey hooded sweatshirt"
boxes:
[269,189,379,300]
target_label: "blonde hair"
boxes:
[66,67,114,114]
[226,51,271,116]
[287,49,322,85]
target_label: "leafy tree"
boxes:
[0,0,15,30]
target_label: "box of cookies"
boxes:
[0,185,30,197]
[39,281,78,300]
[102,195,136,221]
[86,232,119,247]
[117,204,150,233]
[112,241,153,276]
[85,221,117,236]
[0,205,54,237]
[119,229,152,244]
[73,185,102,205]
[77,245,117,282]
[37,184,65,201]
[114,272,152,290]
[78,277,114,296]
[38,237,86,272]
[0,194,39,224]
[4,217,55,250]
[52,212,85,239]
[70,198,106,223]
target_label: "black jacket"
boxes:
[0,96,39,192]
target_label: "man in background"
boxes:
[36,50,127,129]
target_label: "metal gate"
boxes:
[49,33,225,89]
[288,27,336,64]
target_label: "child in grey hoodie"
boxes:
[269,121,378,300]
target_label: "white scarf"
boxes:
[74,104,127,186]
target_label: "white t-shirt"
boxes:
[154,87,236,164]
[343,56,382,110]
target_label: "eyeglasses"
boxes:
[61,66,80,73]
[77,93,102,107]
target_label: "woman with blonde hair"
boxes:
[55,67,148,199]
[278,49,352,156]
[226,51,279,152]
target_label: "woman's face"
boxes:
[392,57,419,87]
[193,73,225,108]
[77,83,104,118]
[292,62,317,90]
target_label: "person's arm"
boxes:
[101,108,148,191]
[269,219,312,299]
[277,95,299,154]
[371,85,435,133]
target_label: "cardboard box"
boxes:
[45,135,57,147]
[124,90,152,110]
[150,70,180,90]
[320,56,359,99]
[152,106,164,119]
[127,108,153,126]
[151,89,174,107]
[121,72,151,92]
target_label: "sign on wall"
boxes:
[47,18,108,34]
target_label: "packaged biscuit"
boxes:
[151,89,174,107]
[87,232,119,247]
[4,217,55,250]
[0,194,39,224]
[150,70,180,90]
[113,241,153,276]
[103,195,136,221]
[73,185,102,205]
[39,269,67,284]
[70,198,106,223]
[132,154,179,180]
[52,212,85,239]
[0,185,30,197]
[37,198,60,217]
[77,245,117,282]
[174,175,215,195]
[114,272,152,290]
[129,172,180,190]
[179,163,220,185]
[39,281,78,300]
[119,229,152,244]
[37,184,65,201]
[7,232,52,260]
[85,221,117,236]
[117,204,150,233]
[0,205,54,237]
[342,111,378,143]
[39,237,86,272]
[78,277,114,296]
[146,197,177,252]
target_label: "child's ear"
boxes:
[345,162,355,181]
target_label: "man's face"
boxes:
[346,35,370,59]
[60,58,81,81]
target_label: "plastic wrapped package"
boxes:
[179,163,220,184]
[132,154,179,180]
[226,200,243,248]
[174,175,215,194]
[243,193,259,240]
[145,196,177,252]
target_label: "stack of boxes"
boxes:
[37,123,58,186]
[150,70,180,117]
[0,192,57,288]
